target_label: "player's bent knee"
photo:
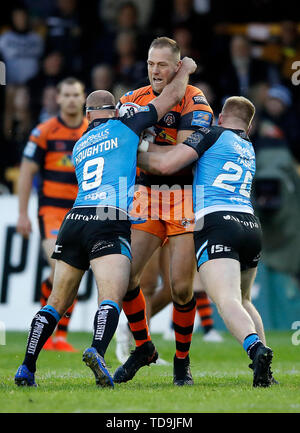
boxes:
[171,282,193,305]
[142,282,158,297]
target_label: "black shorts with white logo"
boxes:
[51,207,132,270]
[194,211,262,271]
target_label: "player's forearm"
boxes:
[160,67,190,107]
[137,151,178,176]
[148,142,174,153]
[137,152,166,175]
[18,163,36,215]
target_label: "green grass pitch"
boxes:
[0,331,299,413]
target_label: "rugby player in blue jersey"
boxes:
[137,96,277,387]
[14,57,197,388]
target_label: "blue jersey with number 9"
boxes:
[72,104,157,215]
[184,126,256,220]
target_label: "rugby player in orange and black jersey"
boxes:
[118,84,213,190]
[113,37,214,387]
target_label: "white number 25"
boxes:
[212,161,252,198]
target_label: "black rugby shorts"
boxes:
[194,211,262,271]
[51,207,132,270]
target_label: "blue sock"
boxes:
[243,333,263,360]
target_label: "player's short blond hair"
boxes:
[222,96,255,128]
[149,37,181,61]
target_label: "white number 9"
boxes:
[82,157,104,191]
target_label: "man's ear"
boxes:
[86,111,91,122]
[218,113,223,125]
[175,59,182,73]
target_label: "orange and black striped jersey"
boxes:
[23,115,88,211]
[118,84,214,187]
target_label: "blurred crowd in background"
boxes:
[1,0,300,281]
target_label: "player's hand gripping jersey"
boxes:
[119,85,213,187]
[184,125,256,220]
[72,104,158,216]
[118,85,213,239]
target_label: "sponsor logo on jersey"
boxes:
[232,139,255,170]
[156,129,176,144]
[185,131,204,146]
[76,129,110,152]
[193,95,209,105]
[191,111,212,127]
[55,141,67,151]
[124,90,134,96]
[83,191,107,202]
[57,154,73,168]
[139,106,150,112]
[23,141,37,158]
[163,112,176,126]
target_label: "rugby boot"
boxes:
[83,347,114,388]
[15,365,37,387]
[173,355,194,386]
[113,341,158,383]
[249,345,273,387]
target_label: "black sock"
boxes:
[92,301,120,357]
[23,306,60,373]
[243,333,264,360]
[249,341,264,360]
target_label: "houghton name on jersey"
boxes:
[72,104,158,215]
[184,126,256,220]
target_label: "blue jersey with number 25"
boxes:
[184,125,256,220]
